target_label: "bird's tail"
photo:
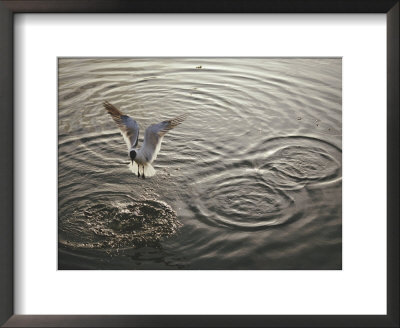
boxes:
[143,164,156,177]
[129,162,156,178]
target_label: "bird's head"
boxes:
[130,150,136,164]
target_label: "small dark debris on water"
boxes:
[196,65,202,69]
[297,117,302,120]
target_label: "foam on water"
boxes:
[59,197,180,250]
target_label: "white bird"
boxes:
[103,101,187,178]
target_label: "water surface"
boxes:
[58,58,342,269]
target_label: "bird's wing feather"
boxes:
[141,113,187,162]
[103,101,139,150]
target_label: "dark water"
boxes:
[58,58,342,270]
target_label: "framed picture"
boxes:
[0,0,398,327]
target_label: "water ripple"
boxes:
[191,169,298,231]
[58,57,342,269]
[189,136,341,231]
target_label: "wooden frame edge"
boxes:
[0,1,398,327]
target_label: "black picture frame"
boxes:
[0,1,398,327]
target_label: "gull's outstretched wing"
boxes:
[141,113,188,163]
[103,101,139,150]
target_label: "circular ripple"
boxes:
[191,169,298,231]
[59,197,180,250]
[258,136,342,188]
[190,136,341,231]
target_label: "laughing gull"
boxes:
[103,101,187,178]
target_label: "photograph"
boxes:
[58,57,342,270]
